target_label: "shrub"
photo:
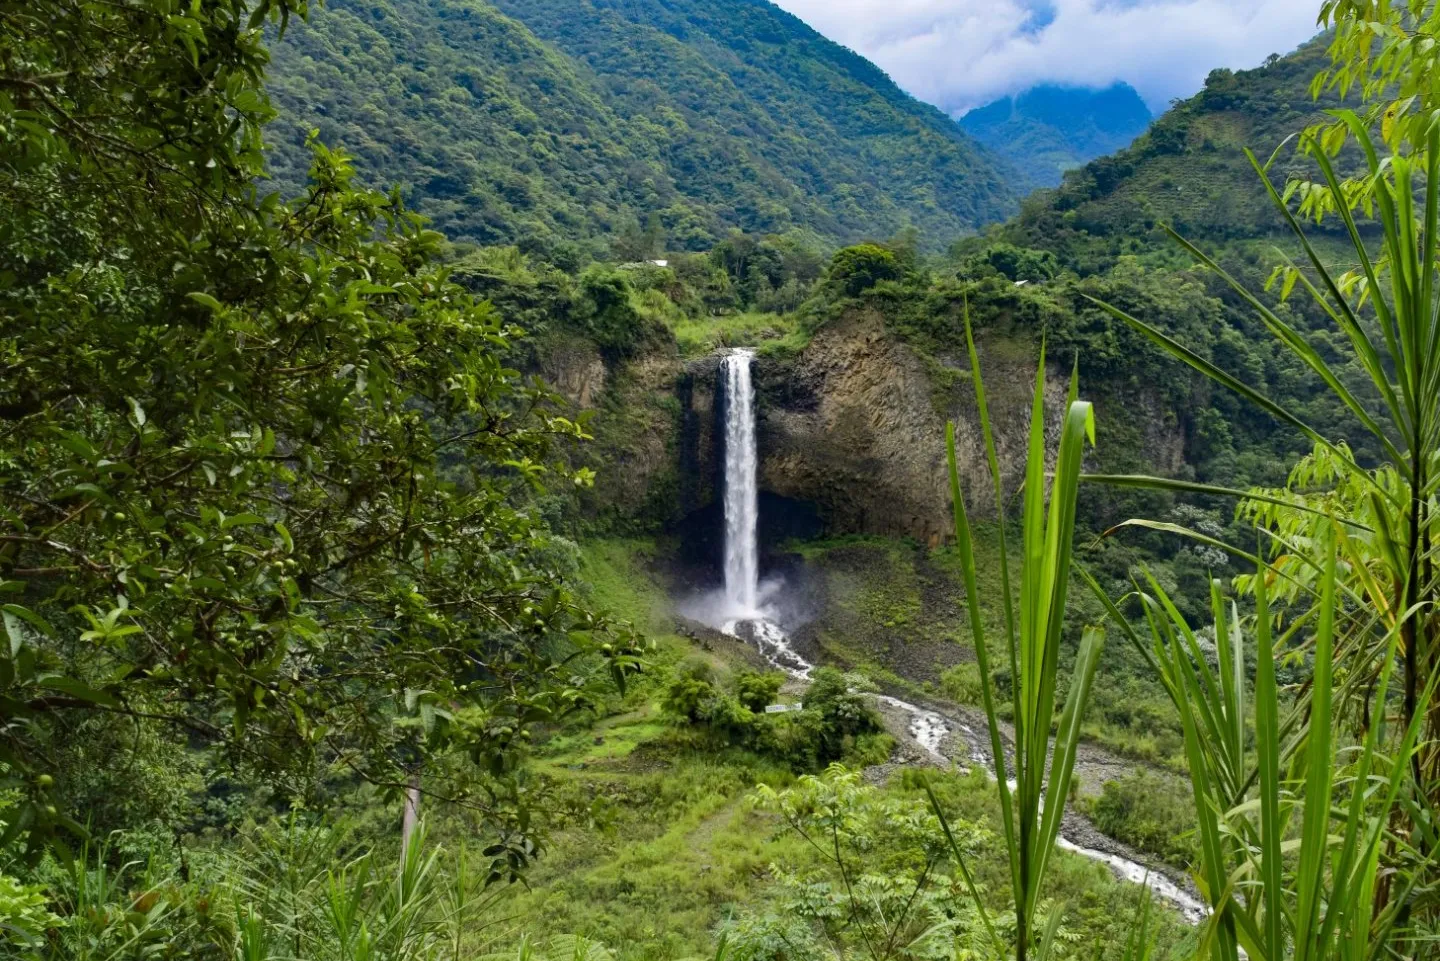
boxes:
[803,668,887,763]
[734,670,786,713]
[0,872,63,956]
[749,709,824,770]
[663,664,890,771]
[575,265,668,356]
[662,661,724,723]
[1085,771,1198,869]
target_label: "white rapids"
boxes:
[1056,838,1207,923]
[875,696,950,760]
[702,347,1204,924]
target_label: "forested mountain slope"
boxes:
[988,38,1340,273]
[264,0,1018,256]
[960,83,1153,190]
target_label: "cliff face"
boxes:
[755,311,1068,544]
[540,311,1184,541]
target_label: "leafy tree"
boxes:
[801,668,886,763]
[734,670,785,713]
[827,244,903,297]
[573,265,669,358]
[0,0,639,862]
[662,661,724,724]
[957,244,1061,284]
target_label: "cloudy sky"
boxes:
[768,0,1322,115]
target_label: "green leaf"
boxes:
[221,512,266,530]
[1082,474,1373,531]
[188,291,224,312]
[2,605,54,642]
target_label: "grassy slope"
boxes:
[479,538,804,955]
[477,539,1192,957]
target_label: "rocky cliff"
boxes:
[540,309,1185,543]
[754,311,1069,545]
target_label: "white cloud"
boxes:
[768,0,1322,113]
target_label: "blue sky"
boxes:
[767,0,1322,115]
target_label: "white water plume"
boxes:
[721,348,760,617]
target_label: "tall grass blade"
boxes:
[945,341,1101,961]
[1253,556,1288,957]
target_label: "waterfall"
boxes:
[721,349,759,615]
[701,348,1200,919]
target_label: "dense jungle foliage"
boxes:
[263,0,1018,258]
[6,0,1440,958]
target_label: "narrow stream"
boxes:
[706,348,1206,924]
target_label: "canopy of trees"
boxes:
[0,0,638,864]
[261,0,1018,257]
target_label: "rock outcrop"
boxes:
[540,309,1184,542]
[755,310,1069,544]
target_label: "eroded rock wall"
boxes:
[753,311,1072,544]
[540,309,1184,541]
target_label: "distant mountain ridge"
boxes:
[263,0,1020,256]
[960,82,1153,189]
[988,38,1343,274]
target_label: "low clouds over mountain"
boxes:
[768,0,1319,113]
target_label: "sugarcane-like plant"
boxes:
[931,317,1104,961]
[1091,535,1433,961]
[1078,0,1440,933]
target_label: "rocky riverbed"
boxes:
[869,690,1206,922]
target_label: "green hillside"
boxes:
[264,0,1018,256]
[989,39,1343,273]
[960,83,1153,189]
